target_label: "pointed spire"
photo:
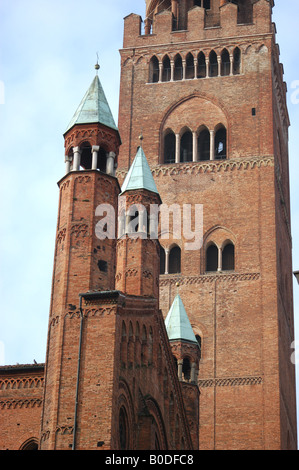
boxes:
[165,294,197,344]
[121,145,159,195]
[65,72,118,134]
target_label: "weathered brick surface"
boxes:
[117,0,297,450]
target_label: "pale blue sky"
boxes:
[0,0,299,423]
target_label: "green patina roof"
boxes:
[165,294,197,344]
[65,75,118,134]
[121,146,159,195]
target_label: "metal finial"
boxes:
[139,130,144,147]
[95,53,100,74]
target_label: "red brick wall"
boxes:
[0,365,44,450]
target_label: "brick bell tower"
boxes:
[117,0,297,450]
[40,67,121,450]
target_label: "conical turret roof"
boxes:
[65,75,118,134]
[165,294,197,344]
[121,146,159,195]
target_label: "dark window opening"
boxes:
[98,260,108,273]
[164,131,176,164]
[215,127,227,160]
[209,50,218,77]
[222,243,235,271]
[80,142,92,170]
[233,47,241,75]
[197,52,206,79]
[180,131,193,162]
[206,244,218,272]
[196,335,202,360]
[252,107,256,116]
[119,407,129,450]
[174,55,183,81]
[162,56,171,82]
[221,49,230,76]
[186,53,195,80]
[198,128,210,161]
[97,147,107,172]
[169,246,181,274]
[203,0,210,8]
[149,56,159,83]
[160,245,166,274]
[182,358,191,381]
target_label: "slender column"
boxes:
[210,130,215,160]
[72,147,81,171]
[194,58,198,79]
[217,56,221,77]
[159,62,163,83]
[175,133,180,163]
[191,363,196,383]
[192,131,198,162]
[65,155,72,174]
[182,59,186,80]
[106,151,116,176]
[165,248,170,274]
[230,54,234,76]
[92,145,99,170]
[170,60,174,82]
[178,360,183,381]
[218,247,222,272]
[205,57,209,78]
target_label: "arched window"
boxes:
[164,130,176,164]
[182,358,191,382]
[169,246,181,274]
[222,243,235,271]
[162,55,171,82]
[98,147,107,172]
[20,438,39,450]
[174,54,183,81]
[209,50,218,77]
[180,130,193,162]
[186,53,195,79]
[119,407,129,450]
[196,334,202,360]
[215,126,227,160]
[206,243,218,272]
[233,47,241,75]
[197,52,206,78]
[160,245,166,274]
[80,141,92,169]
[221,49,230,76]
[198,127,210,161]
[149,56,159,83]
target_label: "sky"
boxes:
[0,0,299,427]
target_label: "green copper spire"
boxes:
[65,74,118,134]
[165,294,197,344]
[121,146,159,195]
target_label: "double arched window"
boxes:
[206,242,235,272]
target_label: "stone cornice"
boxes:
[117,155,274,180]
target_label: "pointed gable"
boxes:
[121,146,159,195]
[165,294,197,344]
[65,75,118,134]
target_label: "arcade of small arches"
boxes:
[65,141,117,176]
[162,124,226,164]
[149,47,241,84]
[159,240,235,274]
